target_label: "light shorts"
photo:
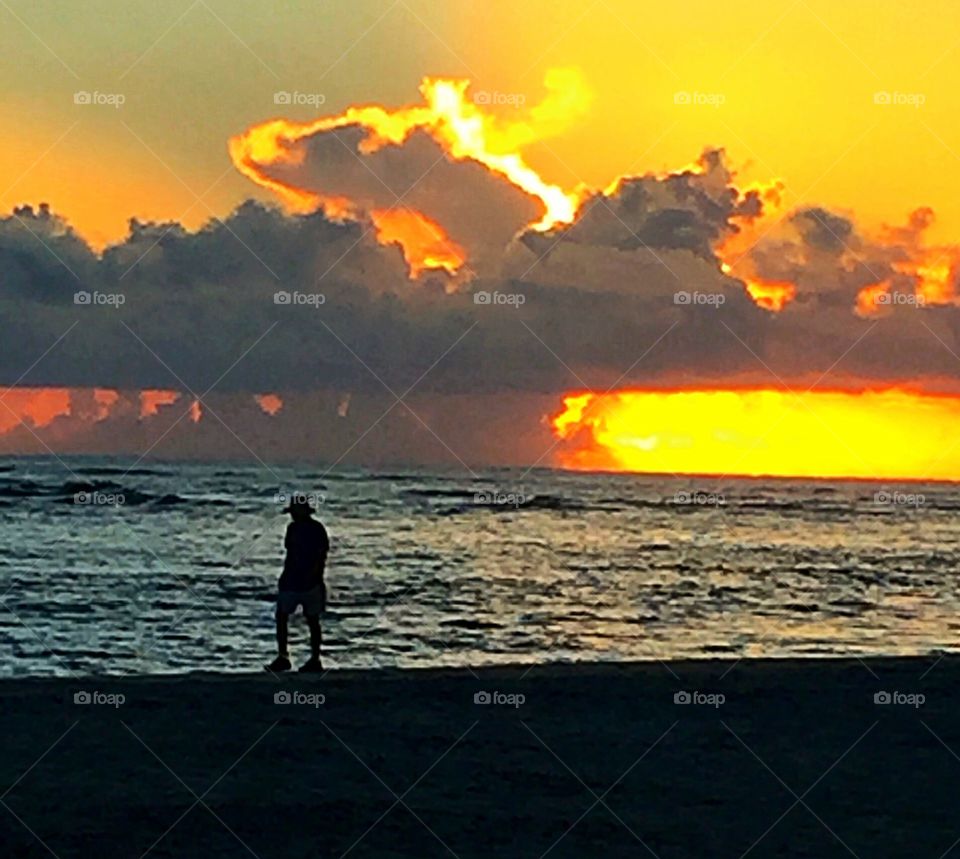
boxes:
[277,585,325,616]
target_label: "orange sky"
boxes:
[5,1,960,478]
[2,0,960,247]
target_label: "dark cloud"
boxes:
[261,126,542,275]
[4,147,960,463]
[531,149,747,261]
[792,207,854,253]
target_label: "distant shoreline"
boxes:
[4,452,960,486]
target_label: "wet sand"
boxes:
[1,655,957,857]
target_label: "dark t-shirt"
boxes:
[279,519,329,592]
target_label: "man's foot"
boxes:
[266,655,292,672]
[298,656,323,673]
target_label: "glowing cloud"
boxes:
[229,69,590,277]
[0,388,71,433]
[140,390,181,418]
[254,393,284,416]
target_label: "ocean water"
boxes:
[0,455,958,677]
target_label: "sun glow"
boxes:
[370,208,467,276]
[551,387,960,480]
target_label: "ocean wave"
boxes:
[0,478,262,510]
[0,480,50,498]
[401,487,479,500]
[82,466,168,477]
[428,492,606,516]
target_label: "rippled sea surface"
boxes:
[1,455,958,676]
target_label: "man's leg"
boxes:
[305,614,322,661]
[266,605,293,672]
[276,608,290,657]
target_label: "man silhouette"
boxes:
[266,496,328,673]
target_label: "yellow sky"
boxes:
[2,0,960,247]
[553,388,960,480]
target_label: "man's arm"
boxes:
[314,524,329,580]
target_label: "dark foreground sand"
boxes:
[1,655,958,857]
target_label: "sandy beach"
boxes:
[1,654,957,857]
